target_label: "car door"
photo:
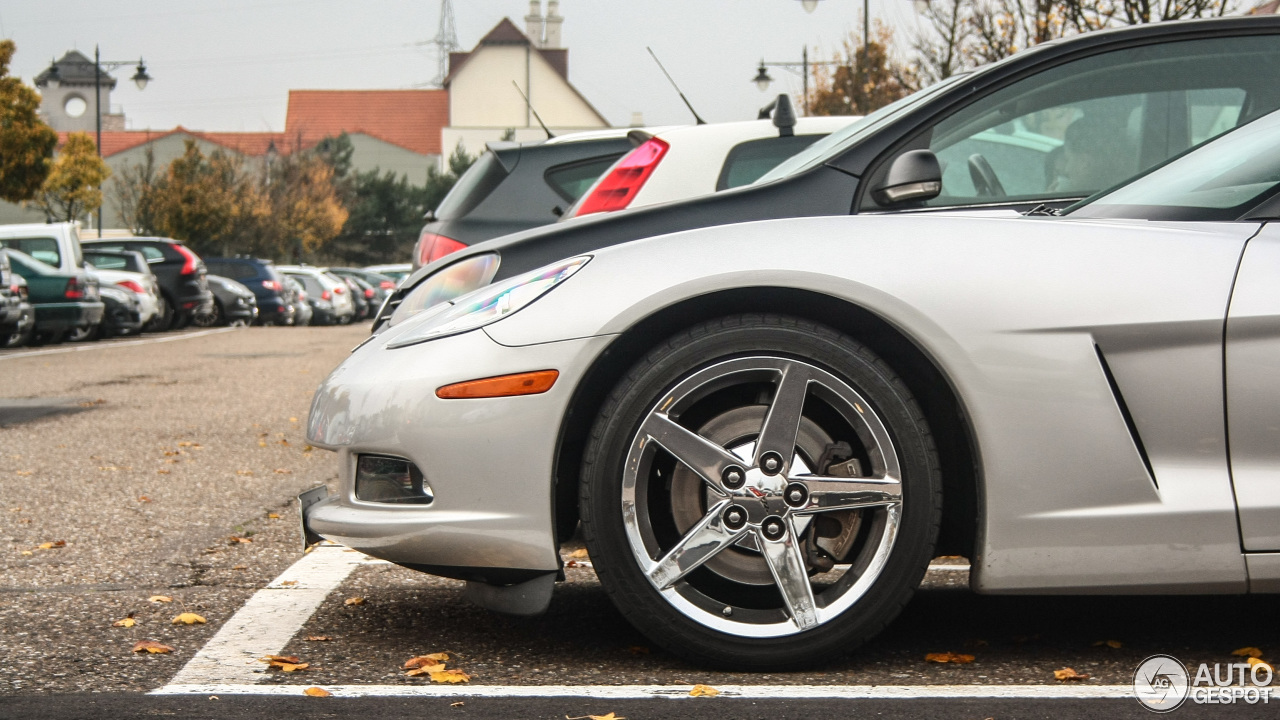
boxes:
[1226,221,1280,553]
[858,33,1280,215]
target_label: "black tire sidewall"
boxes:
[581,315,941,669]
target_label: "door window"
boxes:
[867,34,1280,210]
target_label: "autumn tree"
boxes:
[809,24,919,115]
[111,146,158,234]
[0,40,58,203]
[140,140,252,255]
[32,132,111,222]
[262,149,348,261]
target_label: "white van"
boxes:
[0,222,85,274]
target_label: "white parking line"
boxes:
[153,683,1133,699]
[165,544,376,686]
[0,327,240,361]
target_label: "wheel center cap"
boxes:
[732,467,788,521]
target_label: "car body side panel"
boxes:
[1226,222,1280,551]
[486,214,1257,593]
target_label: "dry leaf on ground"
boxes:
[37,540,66,550]
[1233,647,1264,658]
[278,663,309,672]
[273,469,291,475]
[232,565,247,570]
[262,655,301,664]
[568,548,589,559]
[305,635,331,642]
[228,536,252,544]
[925,652,975,664]
[430,669,471,683]
[303,687,331,697]
[344,597,365,606]
[404,653,450,669]
[172,613,206,625]
[689,684,719,697]
[280,580,298,587]
[267,512,281,518]
[112,616,136,628]
[1247,657,1273,673]
[138,496,152,503]
[406,664,447,677]
[451,702,464,707]
[1092,640,1122,649]
[1054,668,1090,681]
[148,595,173,603]
[132,641,174,654]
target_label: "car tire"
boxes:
[193,300,222,328]
[145,297,172,333]
[580,314,942,670]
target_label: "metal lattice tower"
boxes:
[427,0,460,87]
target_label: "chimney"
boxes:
[544,0,563,49]
[525,0,545,47]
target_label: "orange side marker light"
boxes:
[436,370,559,399]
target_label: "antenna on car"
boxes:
[647,47,706,125]
[511,81,555,139]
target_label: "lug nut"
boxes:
[721,465,746,489]
[722,505,747,531]
[760,451,784,475]
[761,516,786,541]
[784,482,808,508]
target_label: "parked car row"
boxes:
[0,221,400,348]
[301,16,1280,671]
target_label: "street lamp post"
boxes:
[752,47,841,113]
[92,46,152,237]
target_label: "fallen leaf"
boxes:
[15,470,33,476]
[303,687,331,697]
[258,442,267,447]
[290,417,299,423]
[279,439,290,446]
[262,655,302,664]
[689,684,719,697]
[429,669,470,683]
[232,565,247,570]
[172,613,206,625]
[20,550,32,556]
[279,662,309,672]
[569,548,589,559]
[925,652,975,664]
[305,635,331,642]
[156,469,171,474]
[267,513,281,519]
[451,701,464,707]
[280,580,298,587]
[1233,647,1264,659]
[178,442,194,447]
[132,641,174,654]
[344,597,365,606]
[1054,667,1090,681]
[1248,657,1273,673]
[406,664,447,676]
[113,617,136,628]
[236,470,254,476]
[628,646,650,656]
[228,536,252,544]
[148,595,173,603]
[138,496,152,503]
[404,653,450,668]
[1092,640,1122,649]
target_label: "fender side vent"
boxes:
[1095,345,1157,489]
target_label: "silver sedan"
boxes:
[304,109,1280,669]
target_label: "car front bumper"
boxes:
[304,328,613,577]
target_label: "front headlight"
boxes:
[388,253,500,328]
[385,256,589,349]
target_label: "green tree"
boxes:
[32,132,111,222]
[0,40,58,203]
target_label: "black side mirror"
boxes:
[872,150,942,205]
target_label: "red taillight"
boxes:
[64,278,84,300]
[174,244,200,275]
[262,280,282,292]
[379,280,395,289]
[417,231,466,266]
[320,290,331,301]
[116,280,145,294]
[575,137,670,216]
[364,288,375,299]
[332,285,344,294]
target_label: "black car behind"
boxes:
[81,237,212,330]
[203,257,294,326]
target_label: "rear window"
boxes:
[84,252,129,270]
[716,135,826,190]
[0,237,61,267]
[545,155,624,202]
[434,151,508,220]
[206,261,261,280]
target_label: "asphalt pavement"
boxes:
[1,324,1276,719]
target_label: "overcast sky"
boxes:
[3,0,925,133]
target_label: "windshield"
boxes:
[1067,109,1280,221]
[754,73,970,184]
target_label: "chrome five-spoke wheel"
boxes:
[582,316,940,668]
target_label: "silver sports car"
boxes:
[305,110,1280,669]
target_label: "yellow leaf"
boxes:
[404,653,450,669]
[15,470,33,476]
[1233,647,1264,659]
[280,580,298,586]
[569,548,589,559]
[406,664,447,676]
[925,652,975,664]
[1248,657,1273,673]
[148,595,173,603]
[132,641,174,654]
[233,564,247,570]
[172,613,206,625]
[178,442,193,447]
[1092,640,1122,649]
[267,513,281,519]
[262,655,301,664]
[689,684,719,697]
[290,417,298,423]
[20,550,32,556]
[37,540,66,550]
[236,470,254,476]
[429,669,471,683]
[303,687,331,697]
[279,662,309,672]
[112,617,136,628]
[344,597,364,606]
[1054,667,1090,681]
[258,441,267,447]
